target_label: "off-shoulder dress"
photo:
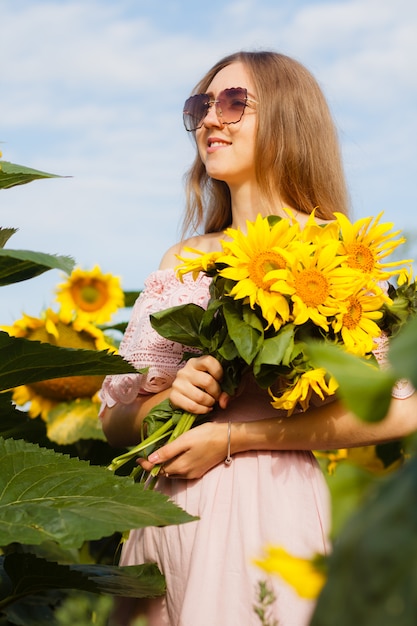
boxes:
[100,269,333,626]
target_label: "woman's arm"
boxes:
[232,391,417,453]
[103,349,417,477]
[101,355,227,449]
[100,389,171,448]
[138,391,417,479]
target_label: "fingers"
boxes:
[136,436,185,475]
[170,356,224,414]
[137,422,230,480]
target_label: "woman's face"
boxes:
[195,61,258,189]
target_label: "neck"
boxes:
[228,184,295,230]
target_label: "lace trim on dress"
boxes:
[99,269,211,411]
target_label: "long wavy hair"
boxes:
[182,50,350,236]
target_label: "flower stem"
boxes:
[107,417,175,472]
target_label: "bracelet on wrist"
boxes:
[225,420,232,466]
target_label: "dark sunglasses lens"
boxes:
[182,87,248,131]
[183,94,210,131]
[219,88,247,122]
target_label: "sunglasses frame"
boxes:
[183,87,257,132]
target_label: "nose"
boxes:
[202,102,224,128]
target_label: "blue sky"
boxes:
[1,0,417,324]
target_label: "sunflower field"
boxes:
[0,154,195,625]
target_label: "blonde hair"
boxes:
[182,50,350,236]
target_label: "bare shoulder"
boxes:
[158,232,223,270]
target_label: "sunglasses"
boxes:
[183,87,257,132]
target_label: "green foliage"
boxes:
[0,330,137,391]
[0,435,193,620]
[0,554,163,624]
[310,311,417,624]
[0,228,17,247]
[0,160,191,623]
[1,552,165,607]
[151,303,205,348]
[307,314,417,422]
[55,594,113,626]
[0,437,195,550]
[311,453,417,626]
[253,580,279,626]
[0,247,75,286]
[123,291,142,308]
[320,460,380,538]
[0,160,63,189]
[307,341,395,422]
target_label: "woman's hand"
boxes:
[137,421,230,480]
[170,355,229,414]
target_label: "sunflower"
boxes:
[216,213,301,329]
[176,248,223,281]
[55,265,124,324]
[268,239,362,331]
[269,368,338,415]
[2,308,115,421]
[300,210,341,244]
[332,284,388,355]
[335,212,409,280]
[254,546,326,600]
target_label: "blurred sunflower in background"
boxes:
[2,266,125,446]
[55,265,125,324]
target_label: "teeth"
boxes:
[210,141,228,147]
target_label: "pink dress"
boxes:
[100,269,331,626]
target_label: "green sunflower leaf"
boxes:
[0,331,138,391]
[242,306,265,333]
[150,303,205,348]
[1,552,165,601]
[253,324,295,375]
[123,290,142,307]
[0,248,75,285]
[0,437,196,549]
[223,300,262,364]
[198,299,224,351]
[0,392,51,445]
[311,455,417,626]
[0,160,63,189]
[0,227,17,248]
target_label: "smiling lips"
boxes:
[207,137,231,152]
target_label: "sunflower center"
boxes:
[342,297,362,329]
[70,279,109,312]
[346,244,375,273]
[248,250,287,289]
[295,269,330,307]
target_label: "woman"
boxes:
[100,51,417,626]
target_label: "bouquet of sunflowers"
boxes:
[109,211,416,484]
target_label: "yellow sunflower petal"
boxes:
[255,546,326,599]
[217,214,301,327]
[335,212,411,280]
